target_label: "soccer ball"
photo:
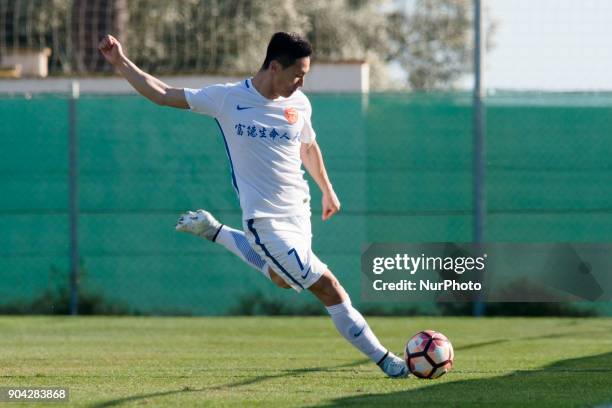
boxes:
[404,330,454,379]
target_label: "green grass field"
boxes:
[1,316,611,407]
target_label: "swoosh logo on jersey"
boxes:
[353,324,366,337]
[301,266,311,279]
[236,105,254,110]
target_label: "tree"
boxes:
[387,0,495,90]
[72,0,127,73]
[124,0,308,74]
[297,0,394,90]
[1,0,490,89]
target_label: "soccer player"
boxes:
[98,32,408,378]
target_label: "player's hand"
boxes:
[322,189,341,221]
[98,34,124,66]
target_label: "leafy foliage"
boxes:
[387,0,473,89]
[2,0,492,89]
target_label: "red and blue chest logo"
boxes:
[284,107,299,125]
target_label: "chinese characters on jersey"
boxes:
[234,123,299,143]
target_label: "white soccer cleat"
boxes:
[378,351,409,379]
[175,209,223,241]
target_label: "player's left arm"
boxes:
[300,140,341,221]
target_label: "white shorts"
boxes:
[243,215,327,292]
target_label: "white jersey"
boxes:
[184,78,316,220]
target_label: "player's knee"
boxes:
[322,273,343,296]
[309,270,347,304]
[330,275,342,292]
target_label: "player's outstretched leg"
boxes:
[309,271,408,379]
[175,209,271,280]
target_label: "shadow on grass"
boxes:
[454,329,610,352]
[308,352,612,408]
[89,330,612,407]
[89,358,370,408]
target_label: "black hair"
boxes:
[261,32,312,70]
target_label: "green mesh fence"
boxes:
[1,92,611,314]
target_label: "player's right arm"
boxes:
[98,34,189,109]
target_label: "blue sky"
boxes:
[390,0,612,91]
[485,0,612,90]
